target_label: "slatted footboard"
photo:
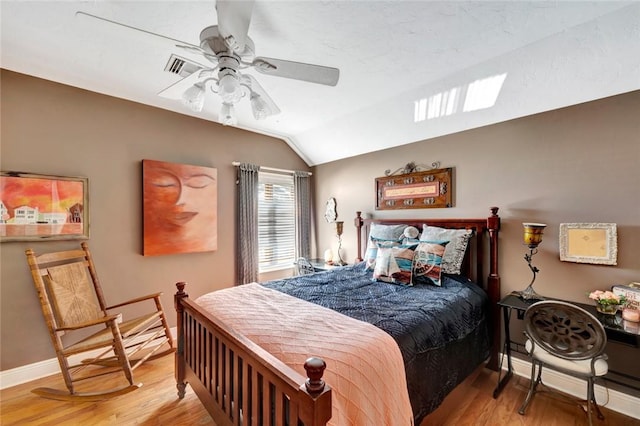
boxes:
[174,282,332,426]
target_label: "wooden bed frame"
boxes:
[174,207,501,425]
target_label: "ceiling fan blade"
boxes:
[215,0,255,52]
[252,57,339,86]
[75,11,202,51]
[158,69,207,100]
[243,74,280,118]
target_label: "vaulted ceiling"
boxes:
[2,1,639,165]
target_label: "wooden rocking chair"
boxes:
[25,242,175,401]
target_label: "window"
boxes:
[258,172,295,272]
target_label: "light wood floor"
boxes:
[1,355,638,425]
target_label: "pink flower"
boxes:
[588,289,626,306]
[588,290,604,300]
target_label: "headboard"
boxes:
[353,207,501,370]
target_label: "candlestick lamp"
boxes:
[518,223,547,301]
[334,221,347,266]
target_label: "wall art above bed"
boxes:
[0,171,89,242]
[375,163,453,210]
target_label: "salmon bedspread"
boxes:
[196,283,414,426]
[262,262,491,424]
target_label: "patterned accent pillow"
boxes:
[372,244,417,286]
[363,224,407,270]
[412,241,448,286]
[364,238,402,270]
[420,225,473,275]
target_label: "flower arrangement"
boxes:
[588,290,627,306]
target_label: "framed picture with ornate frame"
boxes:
[0,171,89,242]
[375,162,452,210]
[559,222,617,265]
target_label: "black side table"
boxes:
[493,294,532,398]
[493,293,640,398]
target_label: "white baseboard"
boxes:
[0,327,177,390]
[507,354,640,420]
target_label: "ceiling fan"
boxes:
[76,1,339,126]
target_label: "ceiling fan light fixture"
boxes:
[218,71,242,104]
[125,0,339,125]
[220,102,237,126]
[182,83,205,112]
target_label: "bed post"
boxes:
[486,207,501,371]
[299,357,332,426]
[174,282,188,399]
[354,211,364,262]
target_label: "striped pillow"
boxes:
[364,223,408,270]
[364,238,401,270]
[372,244,418,286]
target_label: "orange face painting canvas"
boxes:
[142,160,218,256]
[0,172,88,242]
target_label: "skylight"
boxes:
[414,73,507,122]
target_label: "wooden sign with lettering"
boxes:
[375,168,453,210]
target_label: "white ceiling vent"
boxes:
[164,54,201,77]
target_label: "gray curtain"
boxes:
[236,163,259,285]
[294,171,312,259]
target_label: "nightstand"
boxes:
[308,258,345,272]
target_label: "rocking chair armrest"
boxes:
[105,292,163,310]
[56,313,123,331]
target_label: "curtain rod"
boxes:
[231,162,312,176]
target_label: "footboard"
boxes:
[174,282,332,426]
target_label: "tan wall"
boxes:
[0,70,310,370]
[313,90,640,390]
[2,69,639,381]
[314,90,640,299]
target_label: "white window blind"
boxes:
[258,172,295,272]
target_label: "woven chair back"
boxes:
[45,262,103,329]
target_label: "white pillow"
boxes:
[369,223,408,240]
[372,247,401,283]
[420,225,473,275]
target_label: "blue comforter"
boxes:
[262,262,490,423]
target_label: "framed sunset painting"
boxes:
[142,160,218,256]
[0,171,89,242]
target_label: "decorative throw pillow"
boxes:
[412,241,448,286]
[372,247,399,282]
[364,223,408,270]
[372,244,417,286]
[364,238,401,270]
[420,225,473,275]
